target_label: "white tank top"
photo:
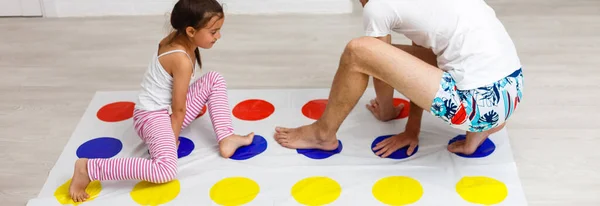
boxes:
[135,49,196,113]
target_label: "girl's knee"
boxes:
[149,156,178,183]
[150,164,178,183]
[205,71,225,84]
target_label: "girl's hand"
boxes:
[372,131,419,158]
[159,49,193,146]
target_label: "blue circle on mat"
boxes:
[371,135,419,159]
[76,137,123,158]
[296,140,343,159]
[177,136,195,158]
[448,134,496,158]
[146,136,195,158]
[230,135,268,160]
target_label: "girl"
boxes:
[69,0,254,202]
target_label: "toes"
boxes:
[370,99,377,106]
[395,103,405,110]
[448,141,465,153]
[366,105,378,117]
[79,192,88,202]
[275,136,288,145]
[275,127,290,133]
[274,132,287,140]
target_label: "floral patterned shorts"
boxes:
[429,68,524,132]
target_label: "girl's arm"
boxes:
[161,53,194,144]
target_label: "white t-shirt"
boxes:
[363,0,521,90]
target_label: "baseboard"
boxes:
[42,0,354,17]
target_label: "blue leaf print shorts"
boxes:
[429,68,524,132]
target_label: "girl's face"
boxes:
[187,15,224,49]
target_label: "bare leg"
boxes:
[367,44,438,121]
[448,123,506,154]
[274,37,443,149]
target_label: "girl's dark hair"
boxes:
[169,0,224,68]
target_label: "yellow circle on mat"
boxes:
[54,179,102,205]
[130,180,180,205]
[372,176,423,205]
[456,176,508,205]
[291,176,342,205]
[210,177,260,205]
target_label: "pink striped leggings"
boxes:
[87,71,234,183]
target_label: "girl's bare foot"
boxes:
[219,132,255,158]
[69,158,91,202]
[366,98,404,121]
[273,123,339,150]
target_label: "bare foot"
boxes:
[447,132,488,155]
[219,132,254,158]
[448,123,506,155]
[274,123,339,150]
[69,158,91,202]
[366,98,404,121]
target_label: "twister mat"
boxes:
[27,88,527,205]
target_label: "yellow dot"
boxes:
[130,180,180,205]
[456,176,508,205]
[54,179,102,205]
[291,176,341,205]
[372,176,423,205]
[210,177,260,205]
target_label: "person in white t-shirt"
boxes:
[274,0,524,158]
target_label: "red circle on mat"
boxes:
[97,101,135,122]
[233,99,275,121]
[393,98,411,119]
[195,106,207,119]
[302,99,328,120]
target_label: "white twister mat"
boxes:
[28,88,527,206]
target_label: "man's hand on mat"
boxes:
[366,98,404,122]
[372,131,418,158]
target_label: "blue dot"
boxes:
[230,135,267,160]
[177,136,195,158]
[76,137,123,158]
[146,136,195,159]
[448,134,496,158]
[371,135,419,159]
[296,140,343,159]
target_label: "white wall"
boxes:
[42,0,354,18]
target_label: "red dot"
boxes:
[393,98,411,119]
[97,101,135,122]
[232,99,275,121]
[195,106,207,119]
[302,99,328,120]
